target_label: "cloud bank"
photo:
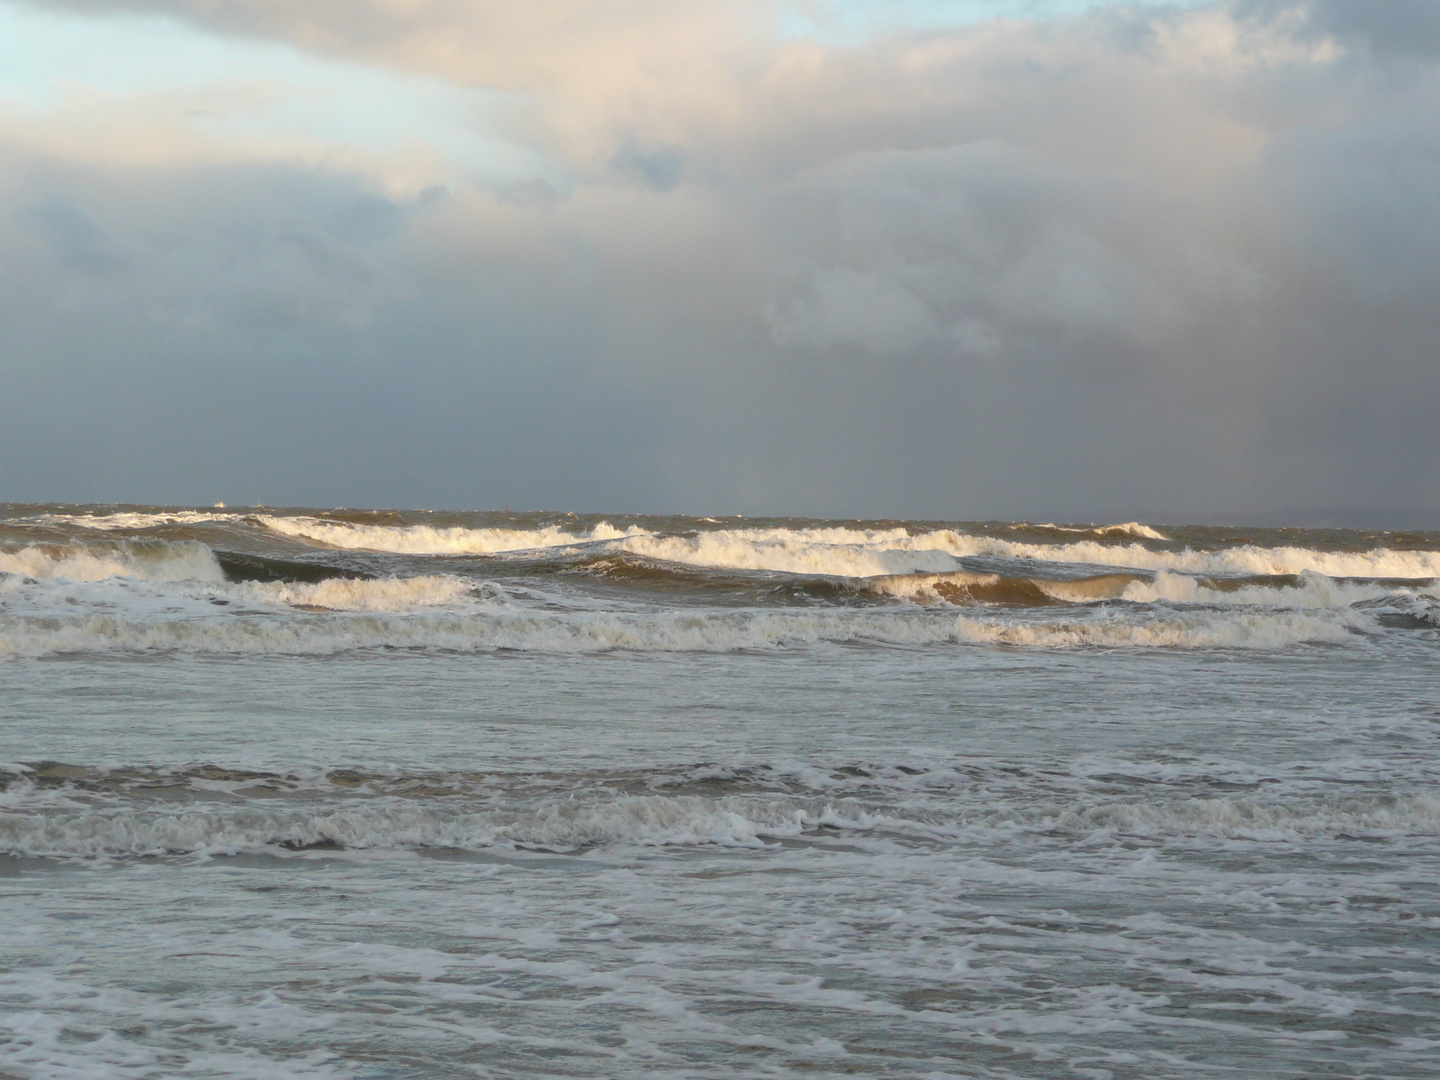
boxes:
[1,0,1437,521]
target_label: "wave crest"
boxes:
[237,575,476,612]
[1019,521,1171,540]
[257,516,642,555]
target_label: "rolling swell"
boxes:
[867,570,1145,606]
[558,550,866,605]
[538,552,1148,608]
[215,550,374,585]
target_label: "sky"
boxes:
[0,0,1437,522]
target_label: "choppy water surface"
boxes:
[2,506,1439,1078]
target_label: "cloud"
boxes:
[23,198,129,271]
[1239,0,1440,60]
[13,1,1303,176]
[0,1,1437,518]
[21,0,766,168]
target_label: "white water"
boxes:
[4,643,1439,1080]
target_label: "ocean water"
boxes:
[2,506,1439,1079]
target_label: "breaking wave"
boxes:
[615,528,954,577]
[0,609,959,657]
[868,571,1143,605]
[36,510,240,531]
[0,605,1370,657]
[23,515,1434,586]
[614,528,1440,581]
[1018,521,1171,540]
[952,609,1363,649]
[1045,793,1440,842]
[1,512,1434,663]
[1118,570,1411,609]
[234,576,476,612]
[3,785,1435,858]
[863,567,1438,611]
[0,794,821,857]
[257,516,644,555]
[0,541,222,583]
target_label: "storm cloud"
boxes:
[1,0,1437,521]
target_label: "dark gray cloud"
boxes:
[1,1,1438,521]
[23,200,130,272]
[1240,0,1440,60]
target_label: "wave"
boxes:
[0,541,222,583]
[952,609,1363,649]
[0,794,820,857]
[849,568,1433,618]
[2,574,486,621]
[1353,592,1440,629]
[0,609,962,657]
[0,541,492,618]
[987,537,1440,580]
[24,517,1436,588]
[257,516,643,555]
[868,571,1143,605]
[4,786,1435,858]
[35,510,241,531]
[215,550,372,585]
[1117,570,1412,609]
[0,604,1371,658]
[234,575,477,613]
[612,527,1440,581]
[4,537,1432,639]
[613,528,956,577]
[1017,521,1171,540]
[1045,793,1440,842]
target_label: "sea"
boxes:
[2,505,1439,1079]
